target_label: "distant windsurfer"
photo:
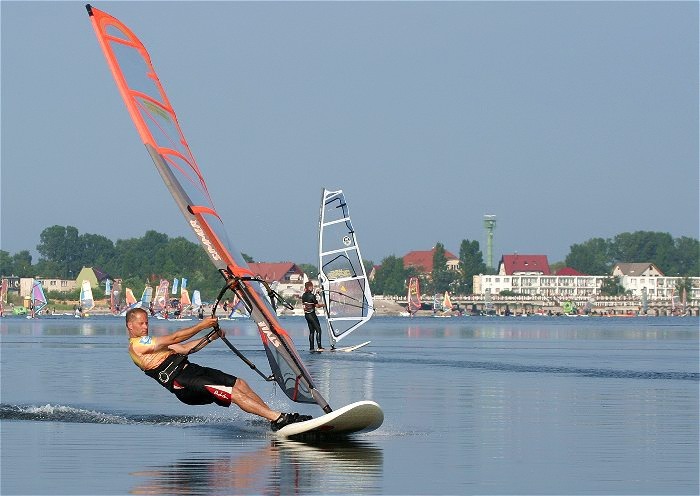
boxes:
[125,308,311,431]
[302,281,325,351]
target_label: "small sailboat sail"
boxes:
[192,290,202,312]
[105,278,112,296]
[88,4,330,412]
[140,284,153,308]
[0,278,8,315]
[31,280,48,316]
[228,294,248,318]
[484,289,494,314]
[80,280,95,311]
[442,291,453,311]
[407,277,421,316]
[432,293,441,312]
[153,279,170,312]
[110,279,122,314]
[180,288,191,307]
[318,189,374,348]
[125,288,137,307]
[172,278,179,295]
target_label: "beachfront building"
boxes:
[611,263,698,299]
[403,247,460,275]
[19,277,77,297]
[474,258,699,301]
[247,262,307,297]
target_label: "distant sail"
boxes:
[153,279,170,312]
[0,278,8,305]
[110,279,122,314]
[140,285,153,307]
[192,290,202,308]
[442,291,453,311]
[408,277,421,315]
[172,278,179,295]
[105,278,112,296]
[31,280,48,315]
[80,280,95,311]
[181,278,187,290]
[318,189,374,347]
[180,288,191,307]
[125,288,137,307]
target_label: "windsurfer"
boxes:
[302,281,325,351]
[125,308,311,431]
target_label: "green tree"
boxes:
[674,277,693,301]
[36,225,81,278]
[600,276,626,296]
[565,237,611,275]
[0,250,12,275]
[610,231,676,273]
[298,264,318,280]
[78,233,115,270]
[672,237,700,276]
[242,252,254,263]
[431,243,455,293]
[372,255,410,295]
[457,239,486,294]
[11,251,33,277]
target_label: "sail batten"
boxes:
[88,5,328,412]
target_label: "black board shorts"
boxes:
[171,362,238,407]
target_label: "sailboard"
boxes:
[407,277,421,316]
[87,5,378,423]
[29,280,48,317]
[80,280,95,311]
[318,189,374,349]
[276,400,383,438]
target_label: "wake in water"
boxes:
[0,403,246,426]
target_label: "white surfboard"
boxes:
[275,400,383,438]
[311,341,371,353]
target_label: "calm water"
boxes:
[1,315,698,495]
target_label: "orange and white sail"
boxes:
[87,5,329,412]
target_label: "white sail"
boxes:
[80,280,95,311]
[318,188,373,347]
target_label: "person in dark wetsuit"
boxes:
[125,307,311,431]
[302,281,325,351]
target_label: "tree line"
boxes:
[1,226,697,299]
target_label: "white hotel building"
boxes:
[473,257,699,301]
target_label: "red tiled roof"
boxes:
[499,254,550,275]
[403,248,458,274]
[555,267,586,276]
[248,262,303,283]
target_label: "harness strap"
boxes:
[144,354,188,391]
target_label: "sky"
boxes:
[2,1,698,267]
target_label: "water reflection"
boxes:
[129,438,383,495]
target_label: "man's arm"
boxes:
[167,328,224,355]
[152,317,218,351]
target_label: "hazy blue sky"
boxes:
[2,1,698,267]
